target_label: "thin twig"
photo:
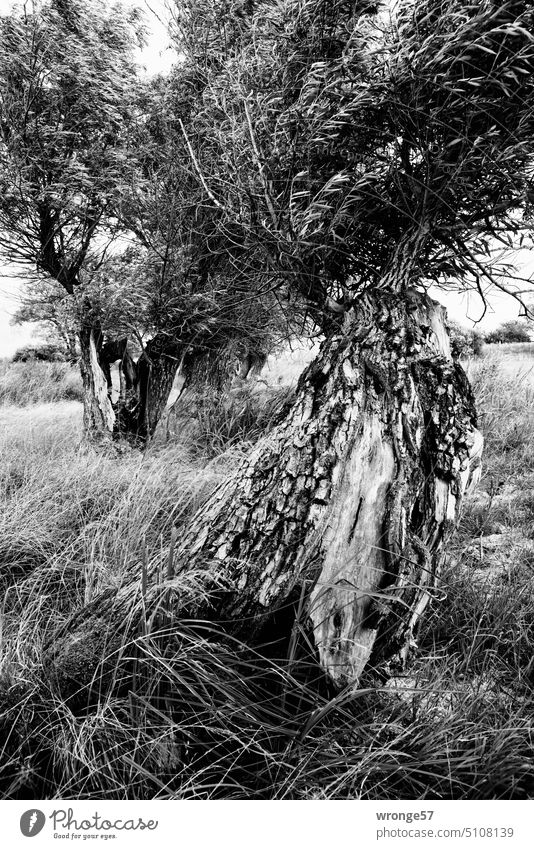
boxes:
[178,119,225,211]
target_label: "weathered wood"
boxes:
[46,289,482,694]
[134,336,182,441]
[78,319,116,440]
[112,335,182,442]
[81,332,182,444]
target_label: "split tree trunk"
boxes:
[113,334,182,443]
[78,317,116,440]
[132,336,182,441]
[47,289,482,694]
[78,322,182,445]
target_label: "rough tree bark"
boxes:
[78,314,116,440]
[111,334,182,443]
[47,288,482,694]
[78,322,182,444]
[133,336,182,440]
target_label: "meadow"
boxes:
[0,345,534,799]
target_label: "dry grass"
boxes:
[0,360,83,406]
[0,399,239,583]
[162,381,294,457]
[0,351,534,799]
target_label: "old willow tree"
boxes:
[48,0,534,693]
[0,0,144,438]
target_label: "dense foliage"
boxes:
[448,320,484,358]
[11,342,67,363]
[166,0,534,325]
[0,0,142,289]
[11,278,79,360]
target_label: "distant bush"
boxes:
[0,360,83,406]
[12,343,66,363]
[448,320,484,358]
[484,320,532,344]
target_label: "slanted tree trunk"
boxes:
[46,289,482,695]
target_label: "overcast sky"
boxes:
[0,0,531,356]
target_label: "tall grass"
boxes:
[0,360,83,406]
[164,382,294,457]
[1,354,534,799]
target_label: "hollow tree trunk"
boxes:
[111,335,182,443]
[134,336,182,440]
[46,289,482,694]
[82,333,183,445]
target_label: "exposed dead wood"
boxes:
[78,322,116,439]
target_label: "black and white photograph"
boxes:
[0,0,534,819]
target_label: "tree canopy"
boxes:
[168,0,534,326]
[3,0,534,441]
[114,72,292,370]
[0,0,143,290]
[10,276,79,359]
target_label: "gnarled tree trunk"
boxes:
[110,334,183,443]
[78,324,183,445]
[47,289,482,694]
[133,336,182,441]
[78,313,116,440]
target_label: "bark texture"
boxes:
[115,335,182,442]
[78,327,182,444]
[47,289,482,694]
[78,320,115,439]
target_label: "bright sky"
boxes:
[0,0,532,356]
